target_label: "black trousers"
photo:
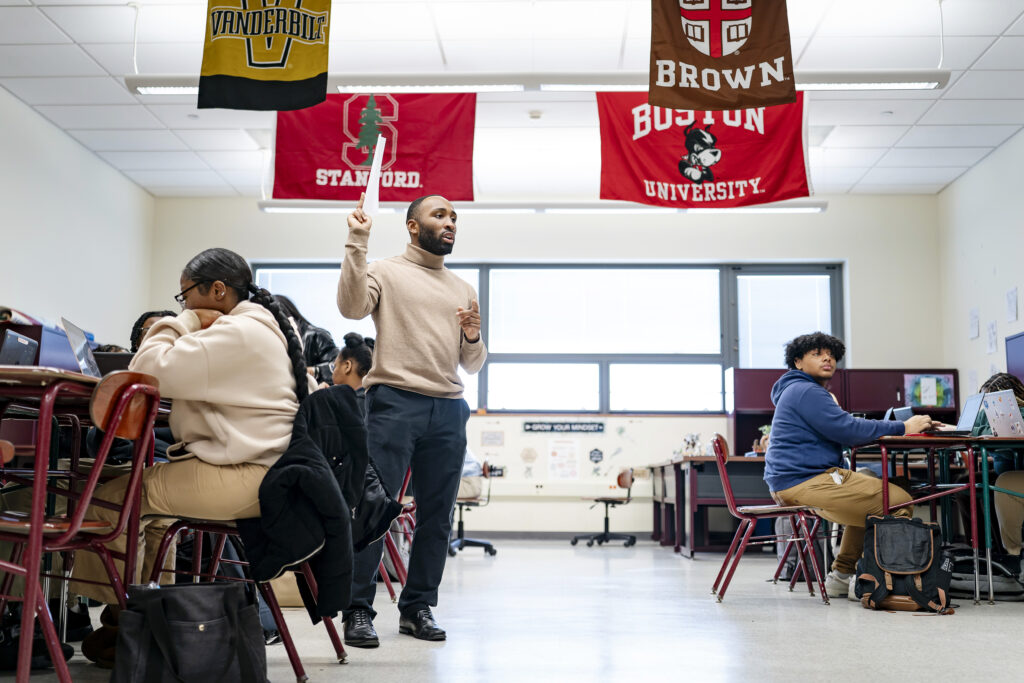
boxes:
[345,385,469,618]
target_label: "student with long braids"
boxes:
[72,247,314,667]
[128,309,177,353]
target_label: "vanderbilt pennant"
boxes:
[598,91,809,209]
[649,0,797,111]
[273,93,476,202]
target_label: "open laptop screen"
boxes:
[61,318,101,378]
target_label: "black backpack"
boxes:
[854,515,954,614]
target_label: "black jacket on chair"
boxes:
[237,385,368,618]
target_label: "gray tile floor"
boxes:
[7,539,1018,682]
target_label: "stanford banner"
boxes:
[273,93,476,201]
[650,0,796,111]
[198,0,331,110]
[598,91,809,208]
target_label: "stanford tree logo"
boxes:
[679,0,752,59]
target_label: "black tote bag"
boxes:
[111,582,269,683]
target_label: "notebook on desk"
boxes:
[61,317,101,379]
[0,329,39,366]
[981,390,1024,437]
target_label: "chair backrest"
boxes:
[90,371,161,440]
[615,468,634,503]
[711,433,742,518]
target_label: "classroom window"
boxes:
[486,363,600,412]
[609,364,723,412]
[735,273,835,369]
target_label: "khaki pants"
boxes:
[994,471,1024,555]
[773,468,912,575]
[69,458,267,605]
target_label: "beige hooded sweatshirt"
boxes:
[129,301,313,468]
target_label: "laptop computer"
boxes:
[0,329,39,366]
[60,317,101,379]
[883,406,915,422]
[94,351,134,375]
[932,392,986,437]
[981,390,1024,437]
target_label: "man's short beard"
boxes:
[418,229,453,256]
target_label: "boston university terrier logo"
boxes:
[678,123,722,184]
[679,0,753,58]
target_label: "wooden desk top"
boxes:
[0,366,98,387]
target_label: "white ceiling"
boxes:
[2,0,1024,199]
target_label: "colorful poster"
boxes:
[903,374,955,408]
[649,0,796,111]
[273,93,476,201]
[548,439,580,480]
[597,91,809,208]
[198,0,331,110]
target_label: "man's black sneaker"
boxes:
[398,608,446,641]
[343,609,379,648]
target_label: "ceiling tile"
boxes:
[809,147,887,167]
[99,150,208,170]
[443,40,532,72]
[217,169,265,186]
[0,7,70,43]
[851,183,948,194]
[973,37,1024,69]
[124,169,231,187]
[230,185,264,197]
[822,126,910,148]
[329,41,443,72]
[34,103,162,129]
[0,76,135,105]
[938,0,1024,36]
[809,166,870,184]
[785,0,833,35]
[476,100,598,128]
[328,3,433,42]
[68,128,188,151]
[197,150,267,170]
[943,70,1024,99]
[877,147,992,167]
[811,182,854,194]
[146,186,240,197]
[137,5,207,43]
[175,129,262,151]
[815,0,940,37]
[533,2,628,41]
[808,99,933,126]
[533,40,622,72]
[0,44,104,77]
[0,1,30,5]
[40,6,135,43]
[431,2,533,42]
[620,39,648,71]
[798,36,993,71]
[919,99,1024,125]
[1009,13,1024,35]
[860,166,968,184]
[146,104,274,130]
[896,124,1021,147]
[82,42,203,76]
[624,0,649,42]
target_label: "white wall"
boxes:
[150,193,944,531]
[0,87,154,346]
[938,129,1024,391]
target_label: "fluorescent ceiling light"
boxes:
[258,199,827,215]
[796,69,950,91]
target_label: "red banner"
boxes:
[598,91,809,208]
[649,0,796,111]
[273,93,475,201]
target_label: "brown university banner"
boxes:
[649,0,796,111]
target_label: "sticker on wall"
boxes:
[988,321,999,354]
[589,448,604,464]
[969,370,979,393]
[969,308,980,340]
[1008,288,1019,324]
[592,465,603,477]
[520,446,538,479]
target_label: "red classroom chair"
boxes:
[710,433,829,604]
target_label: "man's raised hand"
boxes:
[457,299,481,342]
[348,192,372,231]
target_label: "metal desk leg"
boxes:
[968,447,980,604]
[980,446,994,604]
[880,445,890,513]
[674,463,684,553]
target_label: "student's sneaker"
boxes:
[848,574,861,602]
[823,570,852,598]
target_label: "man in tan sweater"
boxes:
[338,194,486,645]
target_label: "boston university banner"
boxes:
[649,0,796,111]
[597,91,809,208]
[273,93,476,201]
[198,0,331,110]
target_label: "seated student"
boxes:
[329,332,374,397]
[764,332,933,598]
[277,294,340,385]
[993,473,1024,577]
[129,310,177,353]
[977,373,1024,475]
[71,247,314,667]
[457,448,484,501]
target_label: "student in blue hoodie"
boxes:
[764,332,934,598]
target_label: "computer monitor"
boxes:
[1007,331,1024,383]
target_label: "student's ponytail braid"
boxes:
[247,283,309,402]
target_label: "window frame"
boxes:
[251,261,844,415]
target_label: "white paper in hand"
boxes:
[363,135,387,217]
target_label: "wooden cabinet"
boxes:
[726,367,960,452]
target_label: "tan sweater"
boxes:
[129,301,315,467]
[338,227,487,399]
